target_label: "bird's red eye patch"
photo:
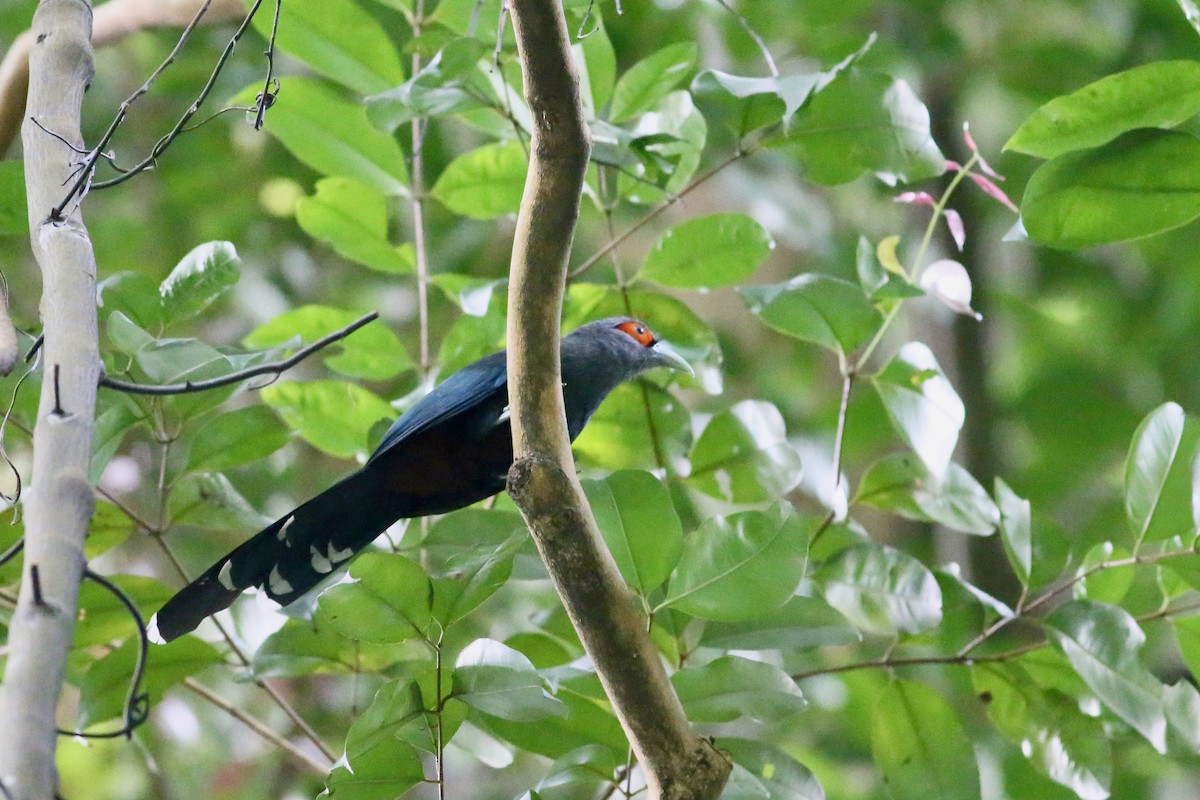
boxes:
[616,320,656,347]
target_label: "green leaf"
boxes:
[245,305,410,380]
[366,37,493,132]
[815,541,942,635]
[184,405,289,471]
[431,140,528,220]
[872,342,964,479]
[973,663,1111,800]
[611,91,708,205]
[739,274,882,355]
[638,213,771,289]
[672,656,805,723]
[74,576,174,649]
[720,739,824,800]
[1124,402,1200,546]
[317,553,433,643]
[690,71,794,136]
[609,42,698,123]
[1021,129,1200,249]
[295,177,415,273]
[431,274,507,317]
[89,400,143,483]
[97,272,166,330]
[252,618,416,678]
[855,454,998,535]
[788,69,945,186]
[687,400,803,504]
[1006,61,1200,159]
[581,469,683,595]
[135,338,232,386]
[1174,615,1200,679]
[1074,542,1134,604]
[700,595,860,651]
[258,0,406,95]
[168,472,270,531]
[158,241,240,323]
[260,379,394,459]
[345,678,457,764]
[571,382,691,470]
[239,77,408,195]
[0,160,25,236]
[995,478,1033,588]
[1043,599,1167,753]
[576,14,615,114]
[86,501,136,559]
[76,637,222,729]
[325,736,425,800]
[107,311,155,356]
[430,533,520,627]
[871,679,980,800]
[475,688,625,761]
[453,639,566,721]
[661,503,811,621]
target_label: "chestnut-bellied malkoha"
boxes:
[151,317,692,642]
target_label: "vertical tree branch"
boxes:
[0,1,102,798]
[502,2,730,798]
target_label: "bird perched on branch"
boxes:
[151,317,692,643]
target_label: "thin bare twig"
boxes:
[98,311,379,395]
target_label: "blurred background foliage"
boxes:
[4,0,1200,798]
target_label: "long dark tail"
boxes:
[152,466,404,643]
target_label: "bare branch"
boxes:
[98,311,380,395]
[502,1,730,798]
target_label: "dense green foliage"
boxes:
[4,0,1200,798]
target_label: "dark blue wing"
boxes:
[368,351,508,462]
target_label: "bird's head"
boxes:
[563,317,694,379]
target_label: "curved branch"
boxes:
[502,1,730,798]
[98,311,380,395]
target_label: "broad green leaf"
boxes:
[89,400,143,483]
[581,469,683,594]
[739,274,882,355]
[564,283,724,394]
[1174,615,1200,678]
[973,663,1110,800]
[1006,61,1200,159]
[429,532,520,626]
[317,553,433,643]
[690,71,794,136]
[539,744,623,797]
[295,177,415,273]
[252,618,417,678]
[184,405,289,471]
[168,472,270,531]
[325,736,425,800]
[246,305,410,380]
[572,382,691,470]
[366,37,493,132]
[1073,542,1134,604]
[76,637,222,728]
[107,311,155,356]
[86,501,136,559]
[1164,680,1200,753]
[135,338,232,386]
[0,160,25,236]
[574,12,615,113]
[815,541,942,635]
[995,478,1033,587]
[871,679,980,800]
[431,140,528,220]
[872,342,964,479]
[720,739,824,800]
[346,679,439,762]
[431,274,507,317]
[261,379,394,459]
[613,91,708,205]
[609,42,698,123]
[855,454,998,535]
[97,272,165,330]
[700,595,860,651]
[239,77,408,195]
[639,213,772,289]
[661,503,811,621]
[257,0,406,95]
[158,241,240,323]
[74,575,174,649]
[672,656,805,723]
[688,400,803,504]
[788,69,945,186]
[1022,129,1200,248]
[476,688,626,761]
[452,639,566,721]
[1124,402,1200,546]
[1043,600,1168,753]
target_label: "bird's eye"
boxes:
[616,320,656,347]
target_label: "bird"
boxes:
[151,317,692,643]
